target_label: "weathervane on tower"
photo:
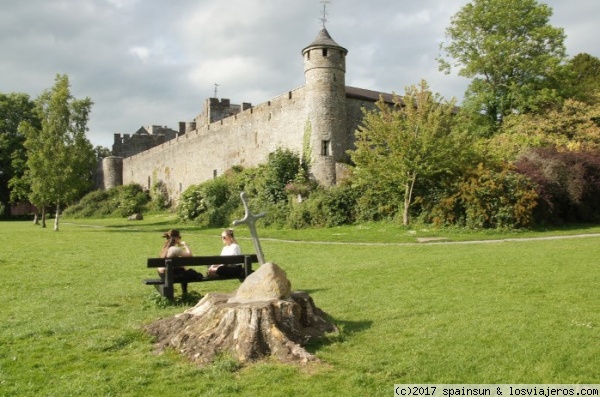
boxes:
[319,0,330,28]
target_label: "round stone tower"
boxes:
[302,28,348,186]
[102,156,123,190]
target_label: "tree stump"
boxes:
[144,263,337,366]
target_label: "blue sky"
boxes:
[1,0,598,148]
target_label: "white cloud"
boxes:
[0,0,598,148]
[129,46,150,61]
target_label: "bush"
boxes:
[150,181,170,211]
[287,185,358,228]
[111,184,148,217]
[63,184,149,218]
[176,178,242,227]
[262,148,301,204]
[514,147,600,224]
[429,164,538,229]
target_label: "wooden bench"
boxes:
[144,254,259,300]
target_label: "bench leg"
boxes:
[181,283,188,295]
[159,284,174,300]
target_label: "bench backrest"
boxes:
[147,254,259,268]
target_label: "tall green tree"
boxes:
[438,0,566,133]
[559,53,600,105]
[20,74,96,230]
[0,92,38,216]
[350,80,471,225]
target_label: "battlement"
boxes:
[195,98,252,128]
[112,125,179,158]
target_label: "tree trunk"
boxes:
[144,291,337,366]
[33,212,39,225]
[41,207,46,228]
[54,205,60,231]
[403,173,417,226]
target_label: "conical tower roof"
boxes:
[302,28,347,54]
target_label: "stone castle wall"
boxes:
[106,28,390,203]
[122,87,309,199]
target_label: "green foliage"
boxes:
[494,98,600,157]
[0,92,38,215]
[146,291,203,309]
[262,148,302,204]
[439,0,566,129]
[112,184,149,217]
[94,145,112,161]
[20,74,96,227]
[176,149,306,228]
[559,53,600,105]
[176,177,241,227]
[62,184,149,218]
[149,180,170,211]
[287,184,358,228]
[428,164,538,229]
[350,80,471,225]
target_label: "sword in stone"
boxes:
[233,192,267,265]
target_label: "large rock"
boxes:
[229,262,291,303]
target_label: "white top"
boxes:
[221,243,241,256]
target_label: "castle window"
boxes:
[213,169,218,179]
[321,140,331,156]
[306,51,310,60]
[147,176,151,190]
[179,183,182,193]
[322,48,328,57]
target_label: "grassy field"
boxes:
[1,215,599,396]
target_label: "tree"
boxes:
[94,145,112,161]
[0,92,38,216]
[559,53,600,105]
[438,0,566,132]
[20,74,96,230]
[350,80,471,225]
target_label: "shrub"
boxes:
[150,180,170,211]
[176,178,242,227]
[287,185,358,228]
[514,147,600,224]
[63,184,149,218]
[112,184,149,217]
[262,148,301,204]
[429,164,538,229]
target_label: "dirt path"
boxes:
[256,233,600,247]
[64,222,600,247]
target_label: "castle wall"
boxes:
[113,28,390,202]
[345,96,380,149]
[122,87,309,201]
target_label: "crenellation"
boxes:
[104,26,395,203]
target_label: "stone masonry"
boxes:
[101,28,394,203]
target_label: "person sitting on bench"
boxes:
[207,228,244,278]
[159,229,202,282]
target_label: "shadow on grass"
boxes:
[304,317,373,354]
[104,221,200,232]
[147,291,204,308]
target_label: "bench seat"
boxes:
[144,254,259,299]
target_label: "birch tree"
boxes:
[21,74,95,230]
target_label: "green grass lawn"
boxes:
[1,216,599,396]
